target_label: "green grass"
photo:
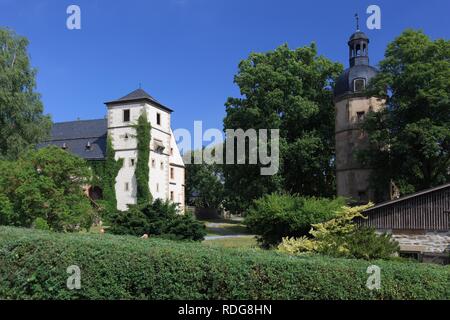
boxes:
[203,236,258,248]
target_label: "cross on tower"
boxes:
[355,13,360,31]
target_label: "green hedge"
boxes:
[0,226,448,300]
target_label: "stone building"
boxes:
[39,88,185,212]
[334,28,385,204]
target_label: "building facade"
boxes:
[358,184,450,263]
[334,29,385,204]
[40,88,185,212]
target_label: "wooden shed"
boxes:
[357,183,450,263]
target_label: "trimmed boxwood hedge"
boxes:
[0,226,448,300]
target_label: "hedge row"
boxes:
[0,226,448,300]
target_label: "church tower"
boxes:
[334,20,385,204]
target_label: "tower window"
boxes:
[125,182,129,192]
[160,162,164,170]
[151,159,155,168]
[156,113,161,126]
[123,109,130,122]
[357,111,365,122]
[170,168,174,179]
[170,191,174,201]
[353,79,366,92]
[130,158,135,167]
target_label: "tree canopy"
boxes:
[359,30,450,198]
[223,43,343,214]
[185,148,225,210]
[0,28,51,160]
[0,146,93,231]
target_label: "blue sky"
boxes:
[1,0,449,133]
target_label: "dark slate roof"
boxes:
[349,31,369,42]
[37,119,107,160]
[105,88,173,113]
[334,64,379,98]
[364,183,450,213]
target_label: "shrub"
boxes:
[245,194,346,248]
[109,199,206,241]
[278,204,400,260]
[33,217,50,231]
[107,207,150,236]
[0,226,448,300]
[342,227,400,260]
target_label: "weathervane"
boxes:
[355,13,360,31]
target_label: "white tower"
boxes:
[105,89,185,211]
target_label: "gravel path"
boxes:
[204,235,255,241]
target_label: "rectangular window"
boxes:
[123,109,130,122]
[170,168,174,179]
[125,183,129,191]
[170,148,173,156]
[160,162,164,170]
[130,158,135,167]
[354,79,366,92]
[170,191,174,201]
[357,111,365,122]
[156,113,161,126]
[156,183,159,192]
[152,159,155,168]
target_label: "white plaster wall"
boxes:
[115,150,138,211]
[107,101,185,212]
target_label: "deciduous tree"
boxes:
[0,28,51,159]
[359,30,450,198]
[223,43,342,214]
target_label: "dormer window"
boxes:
[353,78,366,92]
[62,143,67,150]
[123,109,130,122]
[85,141,92,151]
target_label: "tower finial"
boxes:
[355,13,360,31]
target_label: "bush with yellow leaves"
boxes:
[278,203,399,260]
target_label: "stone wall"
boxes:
[379,229,450,253]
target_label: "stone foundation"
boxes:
[378,230,450,253]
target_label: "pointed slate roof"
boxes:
[105,88,173,112]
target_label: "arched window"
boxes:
[88,186,103,201]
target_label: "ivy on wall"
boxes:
[134,112,152,206]
[89,136,123,215]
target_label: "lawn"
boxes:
[202,235,258,248]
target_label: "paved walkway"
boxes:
[204,234,255,241]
